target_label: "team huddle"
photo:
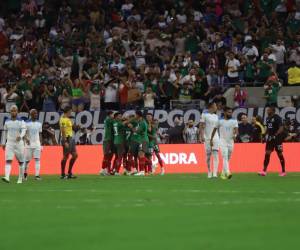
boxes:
[100,110,164,176]
[1,103,286,183]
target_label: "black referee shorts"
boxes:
[266,139,283,153]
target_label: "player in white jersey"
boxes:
[211,107,238,179]
[1,105,26,184]
[24,109,42,180]
[200,102,220,178]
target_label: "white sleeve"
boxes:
[234,120,239,128]
[39,123,42,133]
[236,60,241,67]
[200,113,206,123]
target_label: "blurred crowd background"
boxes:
[0,0,300,144]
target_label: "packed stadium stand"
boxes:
[0,0,300,144]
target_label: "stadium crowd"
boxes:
[0,0,300,114]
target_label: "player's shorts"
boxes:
[103,140,113,155]
[266,139,283,153]
[129,141,149,157]
[25,147,42,161]
[62,137,77,155]
[204,138,220,153]
[220,141,234,159]
[5,142,25,162]
[153,144,160,153]
[114,143,125,157]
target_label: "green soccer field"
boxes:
[0,174,299,250]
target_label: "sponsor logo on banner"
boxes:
[0,107,299,144]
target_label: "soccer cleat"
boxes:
[279,172,286,177]
[207,171,213,179]
[227,173,233,179]
[131,168,138,175]
[220,173,227,180]
[60,175,67,180]
[24,173,28,181]
[160,168,165,176]
[17,178,23,184]
[67,174,77,179]
[134,171,145,176]
[1,177,10,183]
[99,169,108,176]
[114,173,120,176]
[35,176,42,181]
[258,171,267,176]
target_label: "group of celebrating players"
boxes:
[99,110,164,176]
[1,101,287,184]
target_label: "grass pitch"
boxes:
[0,174,300,250]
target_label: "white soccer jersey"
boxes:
[218,119,238,144]
[26,120,42,148]
[200,112,220,140]
[2,119,26,145]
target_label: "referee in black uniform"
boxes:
[258,106,286,176]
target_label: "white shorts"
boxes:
[25,147,41,161]
[5,142,25,162]
[204,139,220,153]
[220,141,234,159]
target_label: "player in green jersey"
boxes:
[111,112,126,175]
[123,114,134,175]
[129,111,149,176]
[100,111,114,176]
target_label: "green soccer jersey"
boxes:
[112,120,125,145]
[148,123,157,147]
[124,126,132,145]
[103,117,113,142]
[131,119,149,143]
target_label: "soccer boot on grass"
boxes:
[220,173,227,180]
[24,172,28,181]
[17,178,23,184]
[2,177,10,183]
[258,171,267,176]
[279,172,286,177]
[207,171,213,179]
[35,176,42,180]
[134,171,145,176]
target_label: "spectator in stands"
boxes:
[3,85,19,112]
[233,84,247,108]
[167,117,184,144]
[264,73,281,107]
[89,86,101,111]
[58,89,72,111]
[288,62,300,85]
[183,120,199,144]
[257,53,273,84]
[41,122,57,145]
[271,40,286,80]
[71,79,85,112]
[143,86,156,109]
[225,52,240,84]
[237,114,253,143]
[251,116,263,142]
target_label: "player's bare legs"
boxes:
[2,160,12,183]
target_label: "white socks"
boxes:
[18,162,25,181]
[5,162,12,180]
[212,151,219,176]
[35,160,40,176]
